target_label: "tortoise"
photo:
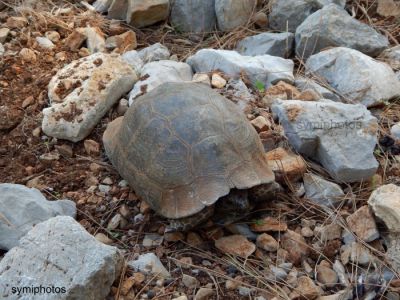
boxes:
[103,82,278,231]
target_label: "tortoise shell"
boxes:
[103,82,274,219]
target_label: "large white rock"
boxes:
[215,0,256,31]
[271,100,378,182]
[296,4,389,59]
[0,216,123,300]
[306,47,400,107]
[42,53,137,142]
[368,184,400,232]
[236,32,294,58]
[128,60,193,104]
[187,49,294,88]
[0,184,76,251]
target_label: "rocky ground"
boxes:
[1,0,400,299]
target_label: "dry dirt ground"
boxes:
[1,0,400,299]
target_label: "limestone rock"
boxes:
[108,0,129,19]
[379,45,400,70]
[138,43,170,63]
[281,230,309,265]
[266,147,306,181]
[236,32,294,58]
[215,0,256,31]
[170,0,216,33]
[187,49,294,88]
[0,183,76,251]
[0,216,123,300]
[271,100,379,182]
[294,76,340,101]
[128,60,193,104]
[303,173,345,207]
[128,253,170,278]
[293,276,322,299]
[368,184,400,232]
[295,4,389,59]
[42,53,137,142]
[256,233,278,252]
[346,205,379,242]
[127,0,170,28]
[305,47,400,107]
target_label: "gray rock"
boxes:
[0,183,76,251]
[236,32,294,58]
[108,0,128,19]
[294,76,340,101]
[215,0,256,31]
[138,43,170,63]
[268,266,288,281]
[187,49,294,88]
[306,47,400,107]
[303,174,345,207]
[314,222,343,242]
[0,43,4,57]
[391,123,400,140]
[42,53,137,142]
[182,274,199,288]
[128,60,193,104]
[296,4,389,59]
[121,50,144,74]
[379,45,400,70]
[269,0,346,32]
[0,216,123,300]
[224,78,254,112]
[128,253,170,278]
[93,0,112,13]
[272,100,378,182]
[170,0,216,33]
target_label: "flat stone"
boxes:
[42,53,137,142]
[128,60,193,104]
[256,233,278,252]
[265,147,306,181]
[305,47,400,107]
[127,0,170,28]
[0,184,76,251]
[237,32,294,58]
[271,100,379,182]
[251,216,288,232]
[187,49,294,89]
[303,173,345,208]
[170,0,216,33]
[346,205,379,242]
[294,76,340,101]
[0,216,123,300]
[215,0,256,31]
[268,0,345,32]
[128,253,170,278]
[138,43,170,63]
[215,235,256,258]
[368,184,400,232]
[296,4,389,59]
[281,230,309,265]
